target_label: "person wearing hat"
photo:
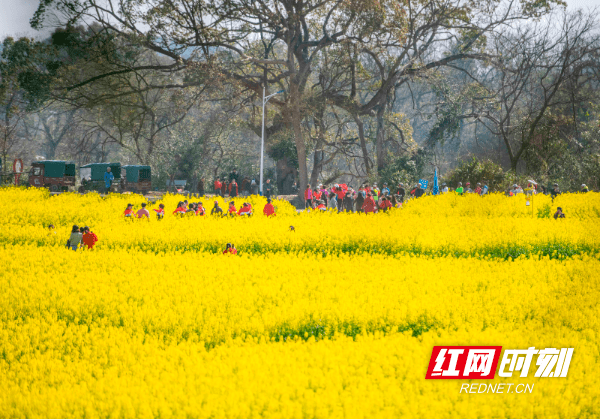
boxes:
[581,184,589,193]
[481,182,489,195]
[554,207,566,219]
[465,182,473,193]
[474,183,482,194]
[210,201,223,216]
[381,183,390,195]
[441,182,449,194]
[456,182,464,195]
[124,203,135,217]
[263,198,276,216]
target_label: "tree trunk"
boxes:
[375,106,386,172]
[290,81,308,197]
[354,115,371,176]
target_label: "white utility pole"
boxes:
[260,87,284,195]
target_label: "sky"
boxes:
[0,0,598,39]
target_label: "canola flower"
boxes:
[0,187,598,418]
[0,188,599,258]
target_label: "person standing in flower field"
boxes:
[136,203,150,219]
[362,193,376,213]
[104,167,114,194]
[81,226,98,250]
[238,202,253,216]
[263,198,276,216]
[211,201,223,216]
[456,182,464,195]
[223,243,237,255]
[124,203,135,218]
[228,201,237,216]
[153,203,165,219]
[172,202,187,215]
[196,202,206,216]
[67,225,82,250]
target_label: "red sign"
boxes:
[13,158,23,173]
[425,346,502,379]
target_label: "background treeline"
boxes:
[1,0,599,193]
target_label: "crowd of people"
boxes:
[59,178,581,253]
[301,181,487,212]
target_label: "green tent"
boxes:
[80,163,121,181]
[122,165,151,183]
[37,161,75,178]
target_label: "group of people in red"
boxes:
[122,198,276,219]
[303,182,405,213]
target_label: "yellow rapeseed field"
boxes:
[0,187,598,418]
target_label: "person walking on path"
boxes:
[104,167,114,194]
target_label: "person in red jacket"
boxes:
[313,188,322,203]
[223,243,238,255]
[153,203,165,219]
[263,199,276,216]
[304,185,313,209]
[362,193,376,213]
[316,200,327,211]
[196,202,206,216]
[238,202,252,216]
[214,178,222,197]
[123,203,135,218]
[173,202,187,215]
[81,226,98,250]
[380,196,392,212]
[228,201,237,216]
